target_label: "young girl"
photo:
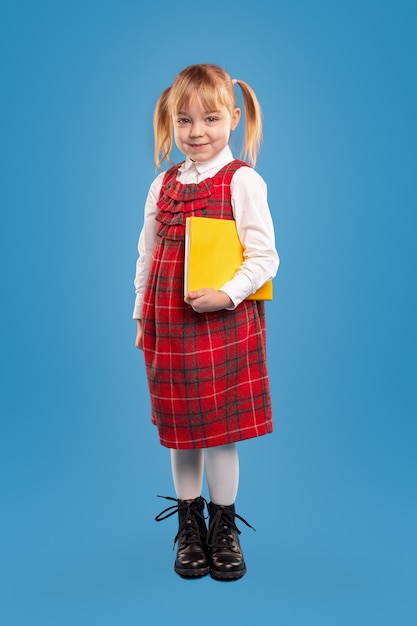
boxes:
[133,63,279,580]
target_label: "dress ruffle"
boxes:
[156,175,214,239]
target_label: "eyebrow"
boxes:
[177,110,221,116]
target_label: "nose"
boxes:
[190,121,204,137]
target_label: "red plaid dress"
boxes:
[142,160,273,449]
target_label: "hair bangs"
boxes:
[170,72,234,116]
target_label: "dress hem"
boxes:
[155,423,274,450]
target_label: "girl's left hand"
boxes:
[184,289,233,313]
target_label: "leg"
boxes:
[204,443,239,505]
[170,448,204,500]
[155,449,208,578]
[204,444,252,581]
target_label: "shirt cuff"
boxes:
[132,299,143,320]
[219,274,254,309]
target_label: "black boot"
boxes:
[155,495,209,578]
[207,502,255,581]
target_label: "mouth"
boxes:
[189,143,208,148]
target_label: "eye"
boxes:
[206,116,218,123]
[177,117,190,125]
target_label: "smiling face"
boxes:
[173,97,240,162]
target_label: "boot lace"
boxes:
[155,495,207,548]
[206,507,255,550]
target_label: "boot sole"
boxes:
[175,565,210,578]
[209,565,247,581]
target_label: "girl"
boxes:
[133,63,279,580]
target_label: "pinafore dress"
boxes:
[142,160,273,449]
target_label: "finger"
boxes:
[184,294,201,305]
[186,289,206,299]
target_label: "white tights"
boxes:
[170,443,239,506]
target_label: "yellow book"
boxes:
[184,216,273,300]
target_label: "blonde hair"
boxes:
[153,64,263,168]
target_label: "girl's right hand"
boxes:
[135,319,143,350]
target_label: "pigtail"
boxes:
[154,87,173,169]
[234,79,263,167]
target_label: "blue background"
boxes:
[1,1,416,624]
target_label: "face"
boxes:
[172,97,240,162]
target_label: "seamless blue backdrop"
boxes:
[1,1,416,625]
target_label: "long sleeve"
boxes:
[219,166,279,307]
[132,173,164,319]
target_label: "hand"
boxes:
[135,319,143,350]
[184,289,233,313]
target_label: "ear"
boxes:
[231,107,241,131]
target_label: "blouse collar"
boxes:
[178,145,234,176]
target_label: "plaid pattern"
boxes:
[142,160,273,449]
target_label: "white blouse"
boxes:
[132,145,279,319]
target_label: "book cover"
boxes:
[184,216,273,300]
